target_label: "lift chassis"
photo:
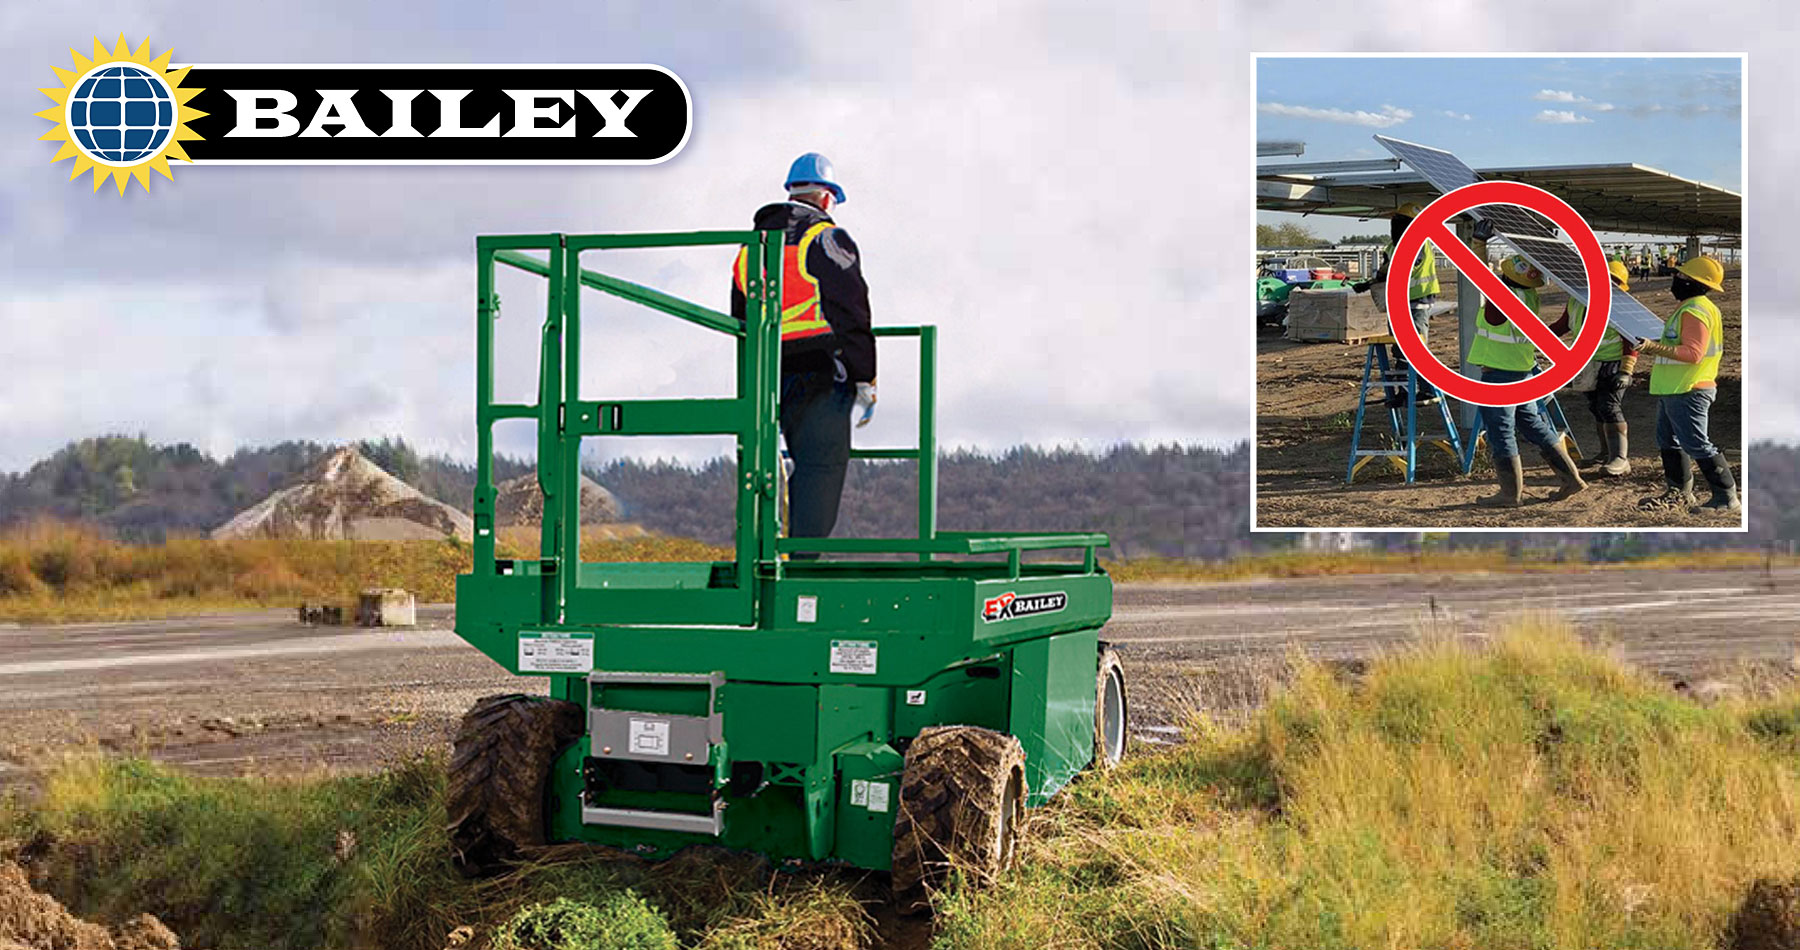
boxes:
[449,229,1125,894]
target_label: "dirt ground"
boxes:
[0,568,1794,785]
[1255,271,1745,528]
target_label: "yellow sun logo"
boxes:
[35,36,206,194]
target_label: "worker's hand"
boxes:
[1636,341,1672,359]
[854,382,877,428]
[1473,218,1495,242]
[1351,280,1372,294]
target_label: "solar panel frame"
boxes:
[1374,134,1666,341]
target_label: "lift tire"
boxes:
[446,693,585,877]
[1094,645,1128,769]
[891,725,1027,915]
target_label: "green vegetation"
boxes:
[935,624,1800,949]
[1,754,869,950]
[1256,222,1327,248]
[5,625,1796,949]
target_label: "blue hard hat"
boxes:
[784,152,845,203]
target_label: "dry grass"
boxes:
[0,519,731,624]
[935,622,1800,950]
[1106,548,1795,584]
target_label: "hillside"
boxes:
[2,435,1798,556]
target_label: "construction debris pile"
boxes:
[211,447,473,542]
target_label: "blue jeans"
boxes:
[779,370,854,553]
[1655,388,1719,459]
[1478,367,1561,461]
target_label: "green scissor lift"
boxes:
[447,229,1127,904]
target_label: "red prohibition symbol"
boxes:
[1385,180,1612,408]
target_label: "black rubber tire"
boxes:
[891,725,1027,915]
[446,693,584,877]
[1094,645,1128,770]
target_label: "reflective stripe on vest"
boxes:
[1649,295,1724,395]
[1385,238,1440,300]
[1466,286,1543,373]
[1567,299,1624,363]
[733,222,835,342]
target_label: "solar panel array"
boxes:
[1374,135,1667,341]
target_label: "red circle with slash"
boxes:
[1385,180,1611,407]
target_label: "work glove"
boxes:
[854,382,877,428]
[1619,350,1639,374]
[1636,341,1673,360]
[1351,280,1372,294]
[1473,218,1495,242]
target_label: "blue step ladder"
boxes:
[1346,335,1468,484]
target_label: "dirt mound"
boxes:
[494,473,621,527]
[1727,877,1800,950]
[0,861,178,950]
[211,447,473,542]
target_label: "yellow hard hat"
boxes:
[1674,256,1725,292]
[1498,254,1545,289]
[1395,201,1425,219]
[1608,259,1630,292]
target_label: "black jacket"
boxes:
[730,201,876,383]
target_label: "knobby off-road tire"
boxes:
[1094,644,1129,770]
[446,693,584,876]
[891,725,1027,915]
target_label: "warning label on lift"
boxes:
[517,631,595,673]
[829,640,878,675]
[849,778,891,813]
[629,718,671,756]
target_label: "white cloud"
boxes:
[1443,110,1472,121]
[1535,89,1584,103]
[1257,101,1413,128]
[1534,109,1594,124]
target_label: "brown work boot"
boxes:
[1539,441,1588,500]
[1601,422,1631,477]
[1476,455,1525,507]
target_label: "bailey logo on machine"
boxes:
[37,36,691,194]
[981,591,1068,623]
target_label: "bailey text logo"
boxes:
[981,591,1068,623]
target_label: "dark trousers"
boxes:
[1583,360,1629,424]
[779,370,853,552]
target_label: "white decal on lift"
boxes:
[797,595,818,623]
[905,690,927,706]
[866,781,890,813]
[629,718,671,756]
[849,778,869,807]
[829,640,878,675]
[517,631,594,673]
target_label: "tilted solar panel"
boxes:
[1374,134,1665,341]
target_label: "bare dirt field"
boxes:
[1255,271,1744,528]
[1,567,1794,784]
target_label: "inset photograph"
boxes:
[1254,55,1744,529]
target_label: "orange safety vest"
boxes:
[733,222,835,342]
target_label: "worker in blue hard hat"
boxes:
[1352,201,1439,405]
[730,152,877,555]
[1465,254,1586,507]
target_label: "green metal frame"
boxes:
[456,230,1114,868]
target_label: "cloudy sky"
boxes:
[1,1,1794,474]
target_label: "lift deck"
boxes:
[450,229,1124,891]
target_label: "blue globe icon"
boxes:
[68,64,174,164]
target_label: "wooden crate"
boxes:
[1284,288,1389,343]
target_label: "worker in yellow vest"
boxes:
[1562,259,1639,477]
[730,153,877,552]
[1635,256,1736,512]
[1465,255,1586,507]
[1352,201,1438,404]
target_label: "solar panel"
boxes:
[1374,134,1664,341]
[1374,136,1558,238]
[1499,237,1668,340]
